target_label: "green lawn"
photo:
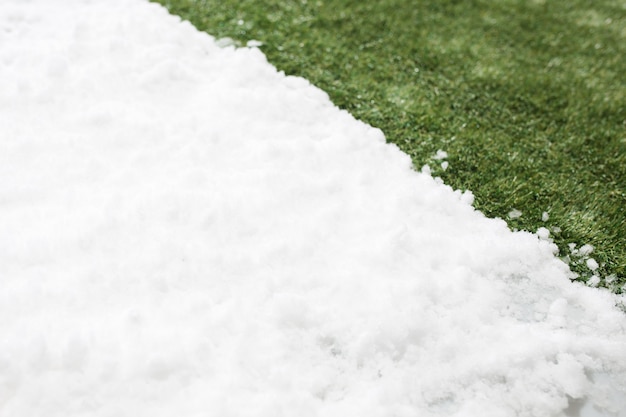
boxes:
[154,0,626,291]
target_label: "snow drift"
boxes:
[0,0,625,416]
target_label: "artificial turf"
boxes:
[154,0,625,291]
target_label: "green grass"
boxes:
[154,0,626,291]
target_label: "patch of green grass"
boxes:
[154,0,626,291]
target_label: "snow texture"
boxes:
[1,1,625,416]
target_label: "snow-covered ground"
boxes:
[1,1,625,416]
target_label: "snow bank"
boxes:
[1,1,625,416]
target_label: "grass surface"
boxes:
[154,0,626,291]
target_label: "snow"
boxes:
[508,208,523,219]
[580,244,595,256]
[587,258,600,271]
[247,40,264,48]
[1,1,625,416]
[588,275,601,287]
[537,226,551,240]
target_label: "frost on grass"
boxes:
[1,1,626,417]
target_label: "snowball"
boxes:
[433,149,448,160]
[542,211,549,222]
[587,275,601,287]
[508,209,523,219]
[586,258,599,271]
[441,161,449,171]
[579,244,594,256]
[247,40,263,48]
[536,227,551,240]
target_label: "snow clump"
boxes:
[508,208,523,219]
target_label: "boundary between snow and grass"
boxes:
[153,0,626,293]
[2,1,626,416]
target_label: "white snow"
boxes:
[537,226,551,241]
[1,1,626,416]
[580,244,595,256]
[587,258,600,271]
[508,208,523,219]
[246,40,263,48]
[588,275,601,287]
